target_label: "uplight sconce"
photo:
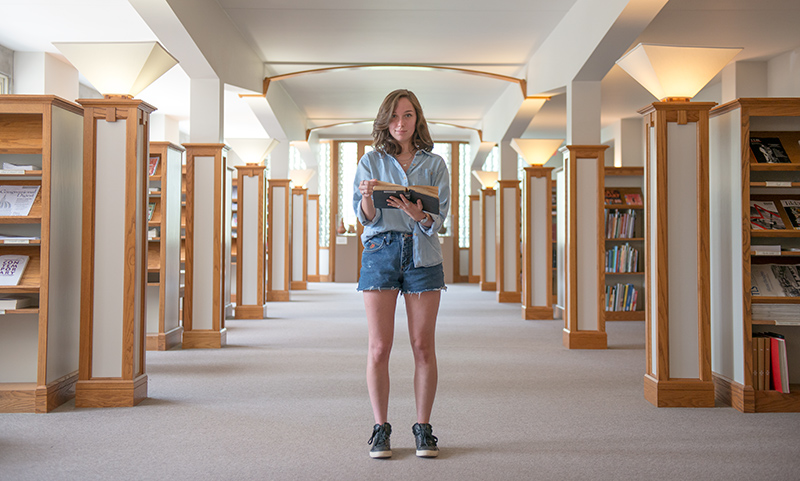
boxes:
[288,169,316,189]
[616,43,741,102]
[510,138,564,166]
[616,43,741,408]
[510,139,564,320]
[53,41,178,98]
[472,170,499,190]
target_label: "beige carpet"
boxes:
[2,282,799,480]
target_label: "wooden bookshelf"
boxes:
[710,98,800,413]
[603,167,645,322]
[145,142,184,351]
[0,95,83,413]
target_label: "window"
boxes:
[317,141,331,247]
[458,143,472,248]
[338,142,359,231]
[0,73,8,94]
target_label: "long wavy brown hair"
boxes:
[372,89,434,156]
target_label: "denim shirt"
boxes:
[353,149,451,268]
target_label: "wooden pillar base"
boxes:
[75,374,148,408]
[523,306,554,320]
[480,281,496,292]
[183,328,227,349]
[291,280,308,290]
[146,326,183,351]
[235,304,268,319]
[643,374,715,408]
[267,291,291,302]
[498,292,521,303]
[562,328,607,349]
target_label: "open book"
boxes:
[371,181,439,214]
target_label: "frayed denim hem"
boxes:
[357,286,447,295]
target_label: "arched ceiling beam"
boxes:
[304,119,484,142]
[264,64,526,97]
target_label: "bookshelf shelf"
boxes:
[603,167,645,322]
[145,142,184,352]
[710,97,800,413]
[0,95,83,413]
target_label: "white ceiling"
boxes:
[2,0,800,144]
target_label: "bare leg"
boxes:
[364,289,400,425]
[405,290,441,424]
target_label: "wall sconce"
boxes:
[472,170,498,190]
[53,41,178,98]
[510,138,564,166]
[616,43,741,102]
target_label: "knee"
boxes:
[369,341,392,365]
[410,338,436,364]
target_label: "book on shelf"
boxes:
[605,282,638,312]
[371,181,439,214]
[2,162,36,172]
[750,136,792,164]
[623,192,643,205]
[147,202,156,222]
[770,334,790,393]
[604,189,623,204]
[0,254,29,286]
[148,155,159,176]
[0,185,40,216]
[752,303,800,321]
[754,332,790,393]
[751,264,800,297]
[0,234,40,244]
[750,200,786,230]
[781,199,800,229]
[0,295,34,309]
[605,243,639,273]
[751,244,781,256]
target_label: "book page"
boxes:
[0,185,40,216]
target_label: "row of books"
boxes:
[750,199,800,230]
[605,283,638,312]
[605,209,638,239]
[605,243,639,273]
[751,264,800,297]
[752,332,790,393]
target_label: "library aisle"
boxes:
[2,283,799,480]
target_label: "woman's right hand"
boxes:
[359,179,379,198]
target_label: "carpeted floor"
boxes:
[1,282,799,480]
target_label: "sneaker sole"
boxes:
[416,449,439,458]
[370,450,392,459]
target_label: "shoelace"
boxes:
[417,428,438,447]
[368,427,388,446]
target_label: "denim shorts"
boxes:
[357,231,445,294]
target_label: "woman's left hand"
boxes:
[387,195,426,223]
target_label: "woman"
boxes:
[354,89,450,459]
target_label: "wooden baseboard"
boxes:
[308,274,321,282]
[146,326,183,351]
[267,290,291,302]
[183,328,227,349]
[523,305,553,320]
[37,371,79,413]
[562,328,607,349]
[290,280,307,290]
[75,374,148,408]
[643,374,715,408]
[479,281,496,292]
[1,371,79,413]
[468,275,480,283]
[235,304,267,319]
[713,372,754,412]
[498,291,521,303]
